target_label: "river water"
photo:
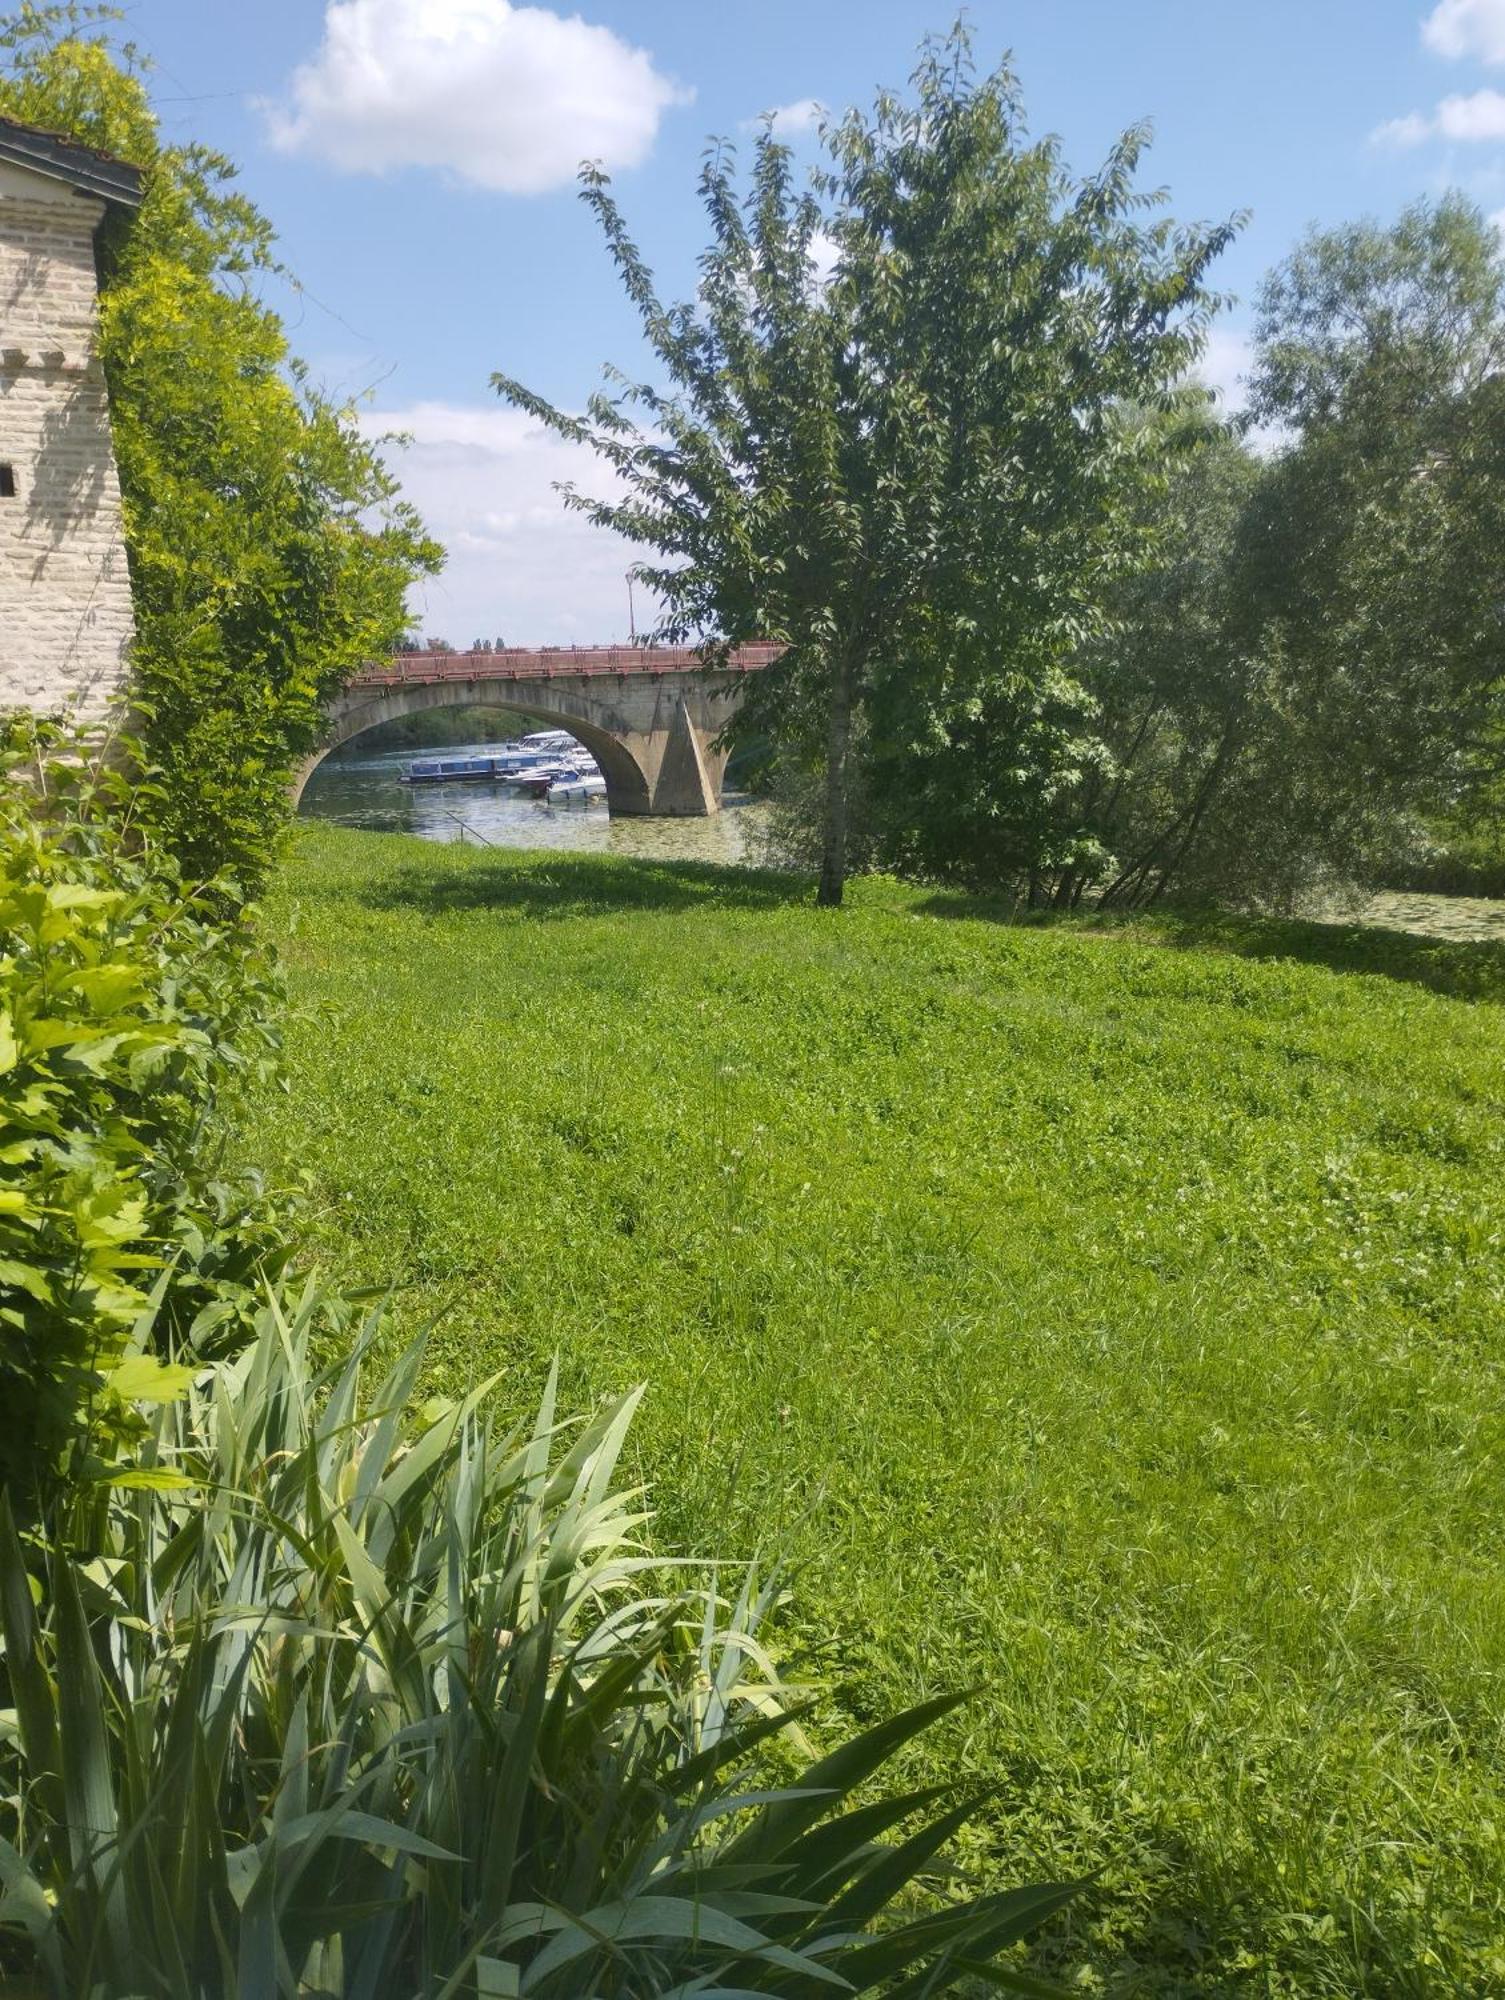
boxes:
[300,740,1505,943]
[299,739,768,866]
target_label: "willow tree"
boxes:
[1241,198,1505,844]
[494,28,1236,904]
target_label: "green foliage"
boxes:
[1242,199,1505,833]
[0,5,442,890]
[329,704,537,755]
[1029,195,1505,913]
[492,25,1236,905]
[1063,410,1268,909]
[248,825,1505,1996]
[1381,799,1505,898]
[0,1275,1078,1998]
[0,724,287,1506]
[1059,409,1380,913]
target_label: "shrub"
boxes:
[0,1277,1080,1997]
[0,725,289,1507]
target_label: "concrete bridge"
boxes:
[295,643,780,816]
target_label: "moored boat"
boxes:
[549,770,607,802]
[402,742,564,784]
[512,761,577,797]
[403,754,504,784]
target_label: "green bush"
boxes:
[0,1277,1079,1998]
[0,726,289,1507]
[1379,809,1505,899]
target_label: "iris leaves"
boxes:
[0,1280,1076,1996]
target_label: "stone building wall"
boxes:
[0,157,135,726]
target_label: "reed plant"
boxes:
[0,1277,1076,1998]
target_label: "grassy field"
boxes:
[246,823,1505,1996]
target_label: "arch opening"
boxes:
[293,683,654,815]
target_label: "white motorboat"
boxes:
[549,770,608,803]
[512,763,568,797]
[512,758,594,797]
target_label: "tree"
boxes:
[0,6,441,887]
[1241,197,1505,843]
[1065,408,1268,909]
[1059,411,1376,912]
[1043,197,1505,915]
[492,27,1237,904]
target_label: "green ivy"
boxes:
[0,7,443,890]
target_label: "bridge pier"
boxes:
[290,646,777,817]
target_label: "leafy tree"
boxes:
[0,5,441,888]
[1061,411,1383,912]
[1066,409,1266,908]
[1241,197,1505,847]
[1052,197,1505,914]
[494,27,1236,903]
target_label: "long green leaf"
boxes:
[0,1493,61,1828]
[725,1692,972,1865]
[54,1557,129,1968]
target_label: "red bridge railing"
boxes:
[352,643,782,689]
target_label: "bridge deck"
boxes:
[354,644,781,688]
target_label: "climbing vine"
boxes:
[0,5,442,889]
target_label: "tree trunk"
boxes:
[816,660,854,908]
[1144,715,1242,907]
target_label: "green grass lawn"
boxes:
[247,823,1505,1996]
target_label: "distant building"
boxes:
[0,116,142,726]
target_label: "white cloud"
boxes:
[361,401,649,644]
[1370,87,1505,145]
[263,0,690,194]
[807,228,840,287]
[1371,110,1435,147]
[1195,326,1253,414]
[1423,0,1505,63]
[1438,86,1505,135]
[741,97,825,138]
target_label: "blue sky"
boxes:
[119,0,1505,643]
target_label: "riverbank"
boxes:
[298,742,1505,946]
[246,823,1505,1996]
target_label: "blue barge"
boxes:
[402,752,534,784]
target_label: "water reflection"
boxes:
[299,740,769,866]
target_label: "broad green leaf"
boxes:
[97,1464,199,1492]
[104,1354,196,1403]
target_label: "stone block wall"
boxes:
[0,160,135,726]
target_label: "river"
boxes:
[300,740,1505,943]
[299,739,768,866]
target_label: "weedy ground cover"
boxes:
[245,823,1505,1996]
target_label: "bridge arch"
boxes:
[293,681,655,815]
[293,646,777,818]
